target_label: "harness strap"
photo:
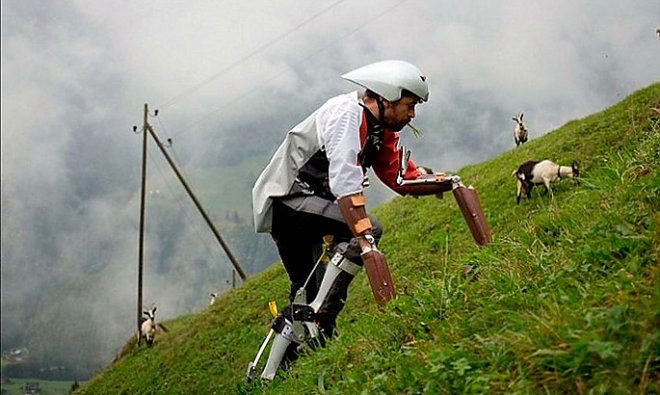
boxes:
[332,253,361,276]
[358,104,384,172]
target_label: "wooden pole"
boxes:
[137,104,148,332]
[145,123,248,281]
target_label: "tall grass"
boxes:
[76,83,659,394]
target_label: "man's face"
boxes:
[383,96,419,131]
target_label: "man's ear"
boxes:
[383,99,397,110]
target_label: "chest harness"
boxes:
[291,102,385,199]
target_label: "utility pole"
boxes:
[135,105,248,331]
[137,104,148,332]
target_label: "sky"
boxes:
[1,0,659,373]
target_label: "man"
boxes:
[251,60,451,379]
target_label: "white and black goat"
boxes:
[209,292,218,305]
[512,113,529,146]
[512,160,579,204]
[138,306,168,347]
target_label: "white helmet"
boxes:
[341,60,429,102]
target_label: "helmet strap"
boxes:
[375,96,386,126]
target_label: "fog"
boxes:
[1,0,658,377]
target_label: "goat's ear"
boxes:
[512,117,518,122]
[520,113,524,120]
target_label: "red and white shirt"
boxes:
[252,91,420,233]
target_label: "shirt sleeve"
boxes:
[372,130,420,195]
[316,99,365,198]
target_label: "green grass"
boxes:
[75,83,659,394]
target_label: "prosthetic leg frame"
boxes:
[248,247,361,381]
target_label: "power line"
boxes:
[170,0,413,161]
[145,144,220,264]
[165,0,412,142]
[159,0,348,109]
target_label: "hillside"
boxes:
[76,83,659,394]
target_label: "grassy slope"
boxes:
[77,83,659,394]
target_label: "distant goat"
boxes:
[138,306,168,347]
[209,292,218,305]
[512,160,579,204]
[512,113,528,146]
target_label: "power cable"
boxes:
[175,0,413,161]
[159,0,348,110]
[145,141,224,267]
[137,0,413,275]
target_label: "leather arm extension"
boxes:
[338,193,396,305]
[361,249,395,305]
[452,185,492,246]
[406,182,454,196]
[404,175,454,196]
[337,193,372,237]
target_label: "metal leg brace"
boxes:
[256,248,361,381]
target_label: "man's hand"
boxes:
[416,166,433,176]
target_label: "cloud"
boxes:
[2,0,659,375]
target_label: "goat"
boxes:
[209,292,218,305]
[512,113,528,146]
[512,160,579,204]
[138,306,168,347]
